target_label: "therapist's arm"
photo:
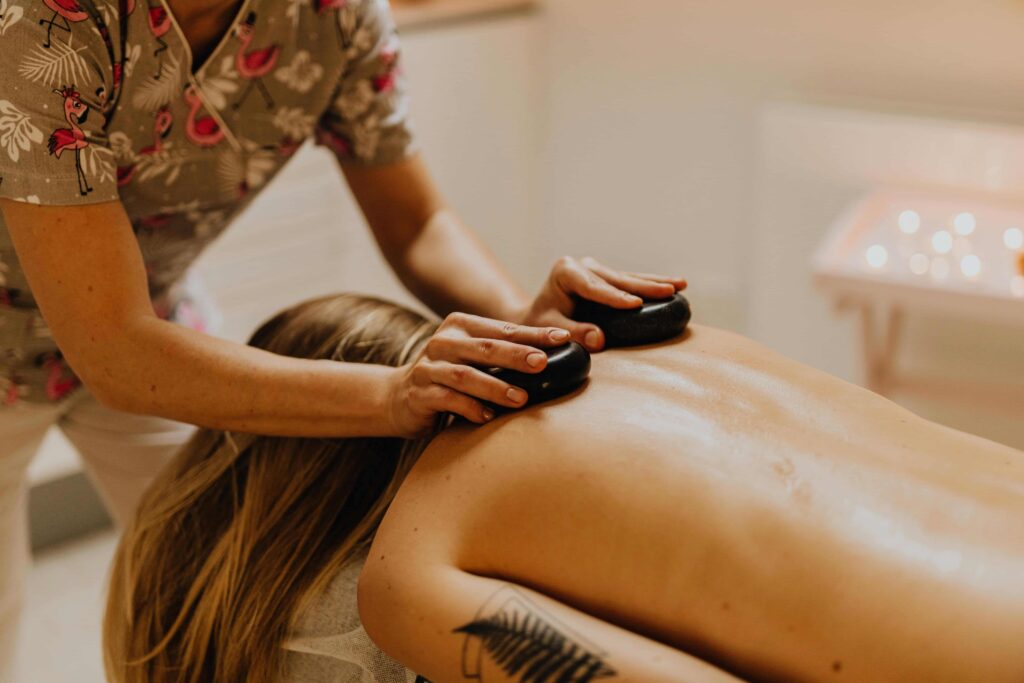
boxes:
[343,154,688,351]
[343,154,531,322]
[0,199,557,435]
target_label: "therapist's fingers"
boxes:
[627,271,688,290]
[580,257,676,299]
[424,334,550,374]
[426,361,528,409]
[540,309,606,352]
[439,312,570,348]
[555,257,642,309]
[423,383,492,424]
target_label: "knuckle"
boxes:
[442,312,464,328]
[477,339,495,355]
[431,386,454,405]
[410,363,430,383]
[424,335,444,354]
[500,322,519,338]
[449,365,468,384]
[554,255,574,270]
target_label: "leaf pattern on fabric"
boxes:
[200,56,240,110]
[271,106,314,139]
[134,144,190,185]
[350,114,381,161]
[216,139,276,197]
[343,22,373,63]
[122,42,142,79]
[187,207,227,238]
[0,100,44,162]
[17,37,89,85]
[81,144,115,185]
[284,0,304,27]
[273,50,323,94]
[108,130,134,161]
[131,51,184,111]
[0,0,24,35]
[334,79,373,120]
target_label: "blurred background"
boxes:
[18,0,1024,680]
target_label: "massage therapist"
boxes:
[0,0,684,674]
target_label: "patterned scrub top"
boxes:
[0,0,414,406]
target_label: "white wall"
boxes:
[537,0,1024,447]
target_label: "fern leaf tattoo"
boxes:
[455,587,617,682]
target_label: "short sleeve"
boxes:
[0,1,117,206]
[314,0,416,166]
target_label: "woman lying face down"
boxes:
[104,293,1024,683]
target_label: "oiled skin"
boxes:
[365,325,1024,682]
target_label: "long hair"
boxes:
[103,293,438,683]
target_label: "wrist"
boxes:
[372,364,405,437]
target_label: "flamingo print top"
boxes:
[0,0,414,406]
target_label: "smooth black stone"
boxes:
[574,294,691,348]
[486,342,591,408]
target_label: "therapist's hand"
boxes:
[519,256,687,351]
[385,312,571,437]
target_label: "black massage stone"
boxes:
[487,342,591,408]
[574,293,691,347]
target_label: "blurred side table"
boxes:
[814,188,1024,414]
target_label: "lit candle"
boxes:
[898,210,921,235]
[931,230,953,254]
[1005,227,1024,250]
[865,244,889,269]
[959,254,981,278]
[953,212,976,236]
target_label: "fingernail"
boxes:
[527,352,545,368]
[482,408,495,421]
[550,329,570,342]
[507,387,527,404]
[585,330,600,348]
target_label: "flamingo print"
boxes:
[38,0,89,48]
[146,0,172,79]
[116,106,173,186]
[37,352,79,401]
[47,86,92,196]
[183,84,225,147]
[233,12,280,110]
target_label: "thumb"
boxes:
[548,312,604,352]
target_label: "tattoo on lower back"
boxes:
[454,586,617,682]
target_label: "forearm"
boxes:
[343,156,528,321]
[395,208,528,320]
[359,566,740,683]
[80,316,396,437]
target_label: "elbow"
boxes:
[73,363,138,414]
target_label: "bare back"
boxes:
[370,325,1024,681]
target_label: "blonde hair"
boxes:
[103,293,439,683]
